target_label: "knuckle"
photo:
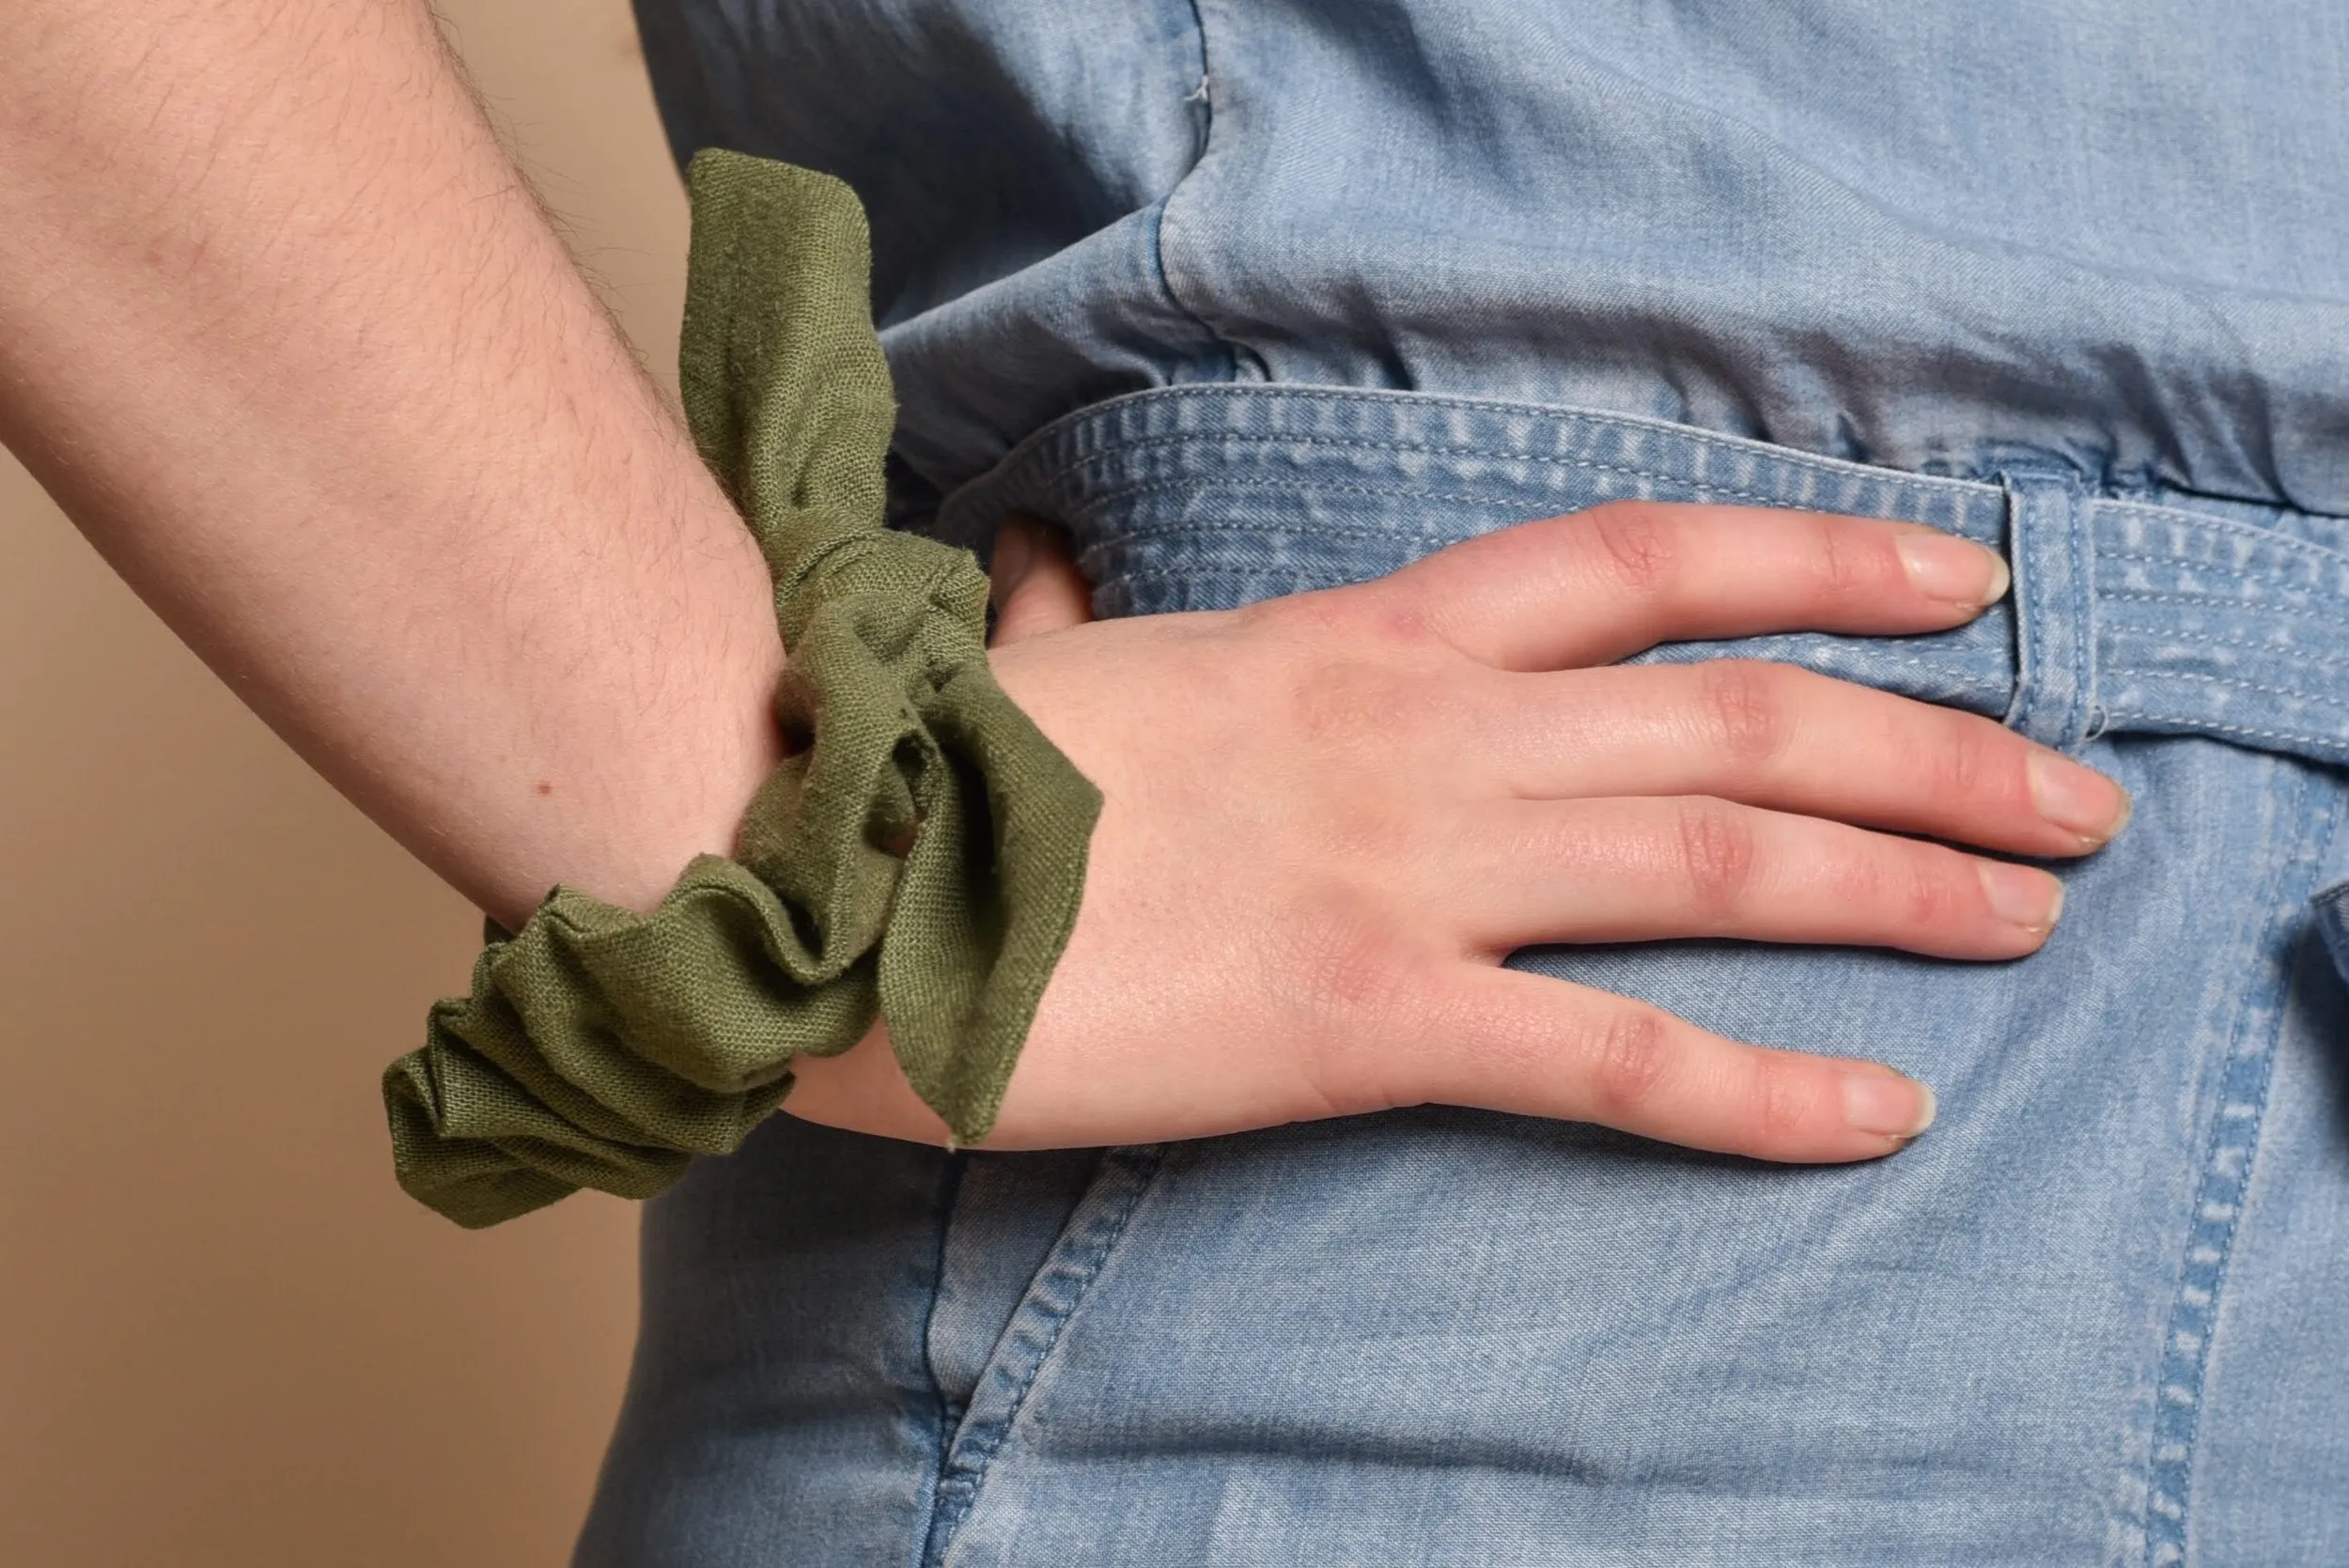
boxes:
[1239,585,1355,644]
[1249,592,1463,764]
[1579,1005,1677,1120]
[1358,590,1444,655]
[1257,580,1446,658]
[1674,797,1761,916]
[1921,721,2000,803]
[1824,846,1962,932]
[1270,904,1442,1118]
[1693,661,1793,771]
[1750,1052,1817,1144]
[1809,516,1878,596]
[1272,893,1425,1035]
[1583,502,1684,598]
[1903,855,1981,931]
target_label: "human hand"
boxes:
[785,504,2130,1162]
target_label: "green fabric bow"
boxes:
[380,150,1101,1228]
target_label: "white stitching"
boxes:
[1006,428,1990,522]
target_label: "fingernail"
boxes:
[1978,860,2064,932]
[1897,535,2011,608]
[1843,1072,1937,1139]
[2027,752,2133,845]
[988,521,1034,606]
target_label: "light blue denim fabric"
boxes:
[589,2,2349,1561]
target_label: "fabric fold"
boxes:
[382,150,1100,1228]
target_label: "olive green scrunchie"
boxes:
[380,150,1102,1229]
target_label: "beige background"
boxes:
[1,6,695,1562]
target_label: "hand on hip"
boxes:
[786,503,2128,1162]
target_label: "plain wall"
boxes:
[0,6,697,1562]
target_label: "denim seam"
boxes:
[2092,706,2349,756]
[1040,465,1812,518]
[908,1152,973,1568]
[1148,0,1246,384]
[923,1144,1171,1567]
[1014,441,1995,523]
[2100,546,2349,583]
[2099,505,2349,568]
[939,385,2015,530]
[2100,588,2349,623]
[1020,385,2015,492]
[2139,769,2342,1567]
[2115,667,2349,713]
[1011,463,2347,610]
[1012,431,1993,518]
[945,385,2349,546]
[2095,626,2349,668]
[2002,471,2099,752]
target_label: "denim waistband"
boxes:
[935,385,2349,767]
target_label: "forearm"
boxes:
[0,0,779,927]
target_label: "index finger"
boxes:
[1382,501,2009,672]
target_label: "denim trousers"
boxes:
[592,2,2349,1560]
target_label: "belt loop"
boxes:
[1999,468,2100,753]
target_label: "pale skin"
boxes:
[0,1,2130,1169]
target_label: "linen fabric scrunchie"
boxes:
[380,150,1102,1229]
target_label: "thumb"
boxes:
[988,515,1096,644]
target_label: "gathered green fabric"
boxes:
[381,150,1102,1229]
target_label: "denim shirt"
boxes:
[634,0,2349,528]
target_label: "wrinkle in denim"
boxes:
[637,0,2349,517]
